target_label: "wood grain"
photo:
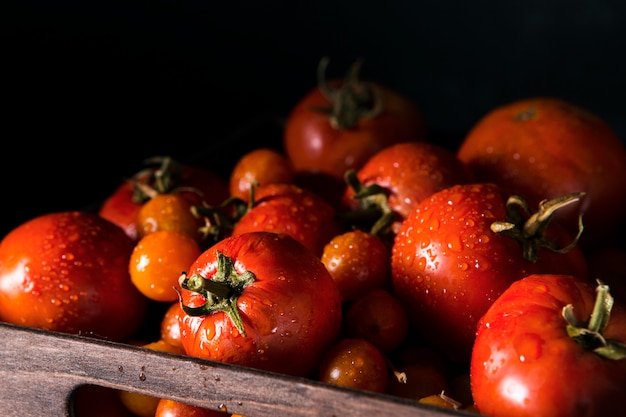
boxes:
[0,322,472,416]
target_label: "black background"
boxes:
[2,1,626,236]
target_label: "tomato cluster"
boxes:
[2,59,626,417]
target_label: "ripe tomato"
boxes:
[232,183,344,256]
[343,289,408,353]
[283,57,427,181]
[0,211,148,341]
[99,157,229,241]
[320,229,390,302]
[129,230,202,302]
[160,302,184,349]
[229,147,294,202]
[391,182,590,363]
[177,232,342,378]
[317,338,389,393]
[470,274,626,417]
[340,141,474,240]
[457,97,626,249]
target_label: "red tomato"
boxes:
[391,183,590,363]
[99,157,229,241]
[320,230,391,302]
[470,274,626,417]
[283,57,427,180]
[232,183,344,256]
[0,211,148,341]
[229,147,294,202]
[457,97,626,249]
[340,141,474,240]
[177,232,342,378]
[160,302,184,349]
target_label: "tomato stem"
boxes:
[178,251,255,337]
[490,192,585,262]
[563,280,626,360]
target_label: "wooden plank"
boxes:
[0,322,472,417]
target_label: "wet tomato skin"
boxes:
[471,274,626,417]
[0,211,148,341]
[178,232,342,378]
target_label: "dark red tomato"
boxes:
[0,211,148,341]
[283,57,427,181]
[471,274,626,417]
[320,230,390,302]
[229,147,294,202]
[99,157,229,241]
[317,337,389,393]
[232,183,344,257]
[341,141,474,238]
[178,232,342,378]
[391,182,590,364]
[155,398,232,417]
[343,289,408,353]
[457,97,626,249]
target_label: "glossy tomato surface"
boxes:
[391,182,590,363]
[0,211,148,341]
[178,232,342,378]
[471,274,626,417]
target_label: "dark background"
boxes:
[2,1,626,236]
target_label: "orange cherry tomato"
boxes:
[229,148,294,202]
[135,193,205,243]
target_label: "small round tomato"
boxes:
[317,338,389,393]
[178,232,342,378]
[0,211,148,341]
[391,183,590,363]
[457,97,626,249]
[136,193,205,243]
[283,57,427,181]
[160,302,184,349]
[229,147,294,202]
[343,289,408,353]
[129,230,202,302]
[471,274,626,417]
[320,230,390,302]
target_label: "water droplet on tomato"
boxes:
[446,233,462,252]
[513,332,544,362]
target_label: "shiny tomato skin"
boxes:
[471,274,626,417]
[155,398,229,417]
[284,79,427,180]
[457,97,626,249]
[232,183,344,257]
[179,232,342,378]
[391,183,590,364]
[0,211,149,341]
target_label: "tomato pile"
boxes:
[2,58,626,417]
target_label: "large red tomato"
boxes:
[457,97,626,249]
[471,274,626,417]
[391,182,590,364]
[0,211,148,341]
[283,57,428,181]
[177,231,342,378]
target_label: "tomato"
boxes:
[457,97,626,249]
[391,182,590,363]
[177,232,342,378]
[99,156,229,241]
[470,274,626,417]
[283,57,427,181]
[343,289,408,353]
[0,211,148,341]
[232,183,344,257]
[340,141,474,240]
[320,229,390,302]
[317,338,389,393]
[160,302,184,349]
[229,147,294,202]
[129,229,202,302]
[155,398,233,417]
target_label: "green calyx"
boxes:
[563,281,626,360]
[490,192,585,262]
[177,251,256,337]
